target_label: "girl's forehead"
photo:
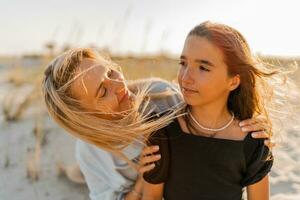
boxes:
[183,37,223,60]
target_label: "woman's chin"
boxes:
[118,97,134,113]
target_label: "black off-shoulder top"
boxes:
[145,119,273,200]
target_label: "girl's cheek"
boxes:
[177,70,184,83]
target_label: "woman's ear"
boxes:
[229,74,240,91]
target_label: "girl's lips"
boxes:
[182,87,198,96]
[182,87,198,93]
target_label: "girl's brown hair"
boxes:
[184,21,299,140]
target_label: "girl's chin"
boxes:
[183,97,203,106]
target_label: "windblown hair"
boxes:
[42,48,184,167]
[184,21,300,142]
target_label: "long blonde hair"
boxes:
[42,48,184,166]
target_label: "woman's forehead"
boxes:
[70,59,107,97]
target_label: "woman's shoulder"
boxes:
[76,139,142,162]
[129,78,183,113]
[75,139,115,164]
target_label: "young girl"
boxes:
[141,21,280,200]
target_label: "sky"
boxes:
[1,0,300,57]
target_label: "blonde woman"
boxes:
[42,48,272,200]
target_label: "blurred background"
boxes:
[0,0,300,199]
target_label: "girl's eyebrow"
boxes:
[180,55,186,60]
[180,55,215,67]
[195,59,215,67]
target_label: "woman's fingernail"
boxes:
[153,146,159,150]
[156,154,161,159]
[241,127,248,132]
[239,122,245,126]
[150,164,155,168]
[252,133,257,137]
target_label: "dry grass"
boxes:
[3,85,35,121]
[26,111,44,181]
[113,56,180,81]
[2,59,47,121]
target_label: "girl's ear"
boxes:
[229,74,240,91]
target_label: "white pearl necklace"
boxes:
[188,110,235,132]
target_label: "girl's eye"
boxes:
[199,66,210,72]
[179,61,186,67]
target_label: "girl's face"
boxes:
[71,58,132,119]
[178,36,240,107]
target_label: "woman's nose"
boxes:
[104,71,126,93]
[113,79,126,92]
[103,76,124,90]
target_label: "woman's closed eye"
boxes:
[107,69,113,78]
[99,87,107,98]
[98,70,117,98]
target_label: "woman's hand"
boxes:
[239,116,275,149]
[138,145,161,174]
[138,146,164,200]
[125,146,161,200]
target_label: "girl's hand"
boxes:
[239,116,275,149]
[138,145,161,175]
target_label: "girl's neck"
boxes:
[189,104,233,129]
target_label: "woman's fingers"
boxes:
[141,145,159,156]
[251,131,270,139]
[239,116,267,127]
[241,122,266,133]
[140,154,161,166]
[139,163,156,174]
[138,145,161,175]
[251,131,276,149]
[264,139,276,149]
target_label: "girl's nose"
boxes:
[181,67,194,84]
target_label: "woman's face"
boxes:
[71,58,133,119]
[178,35,240,107]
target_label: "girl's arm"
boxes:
[247,175,270,200]
[142,181,164,200]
